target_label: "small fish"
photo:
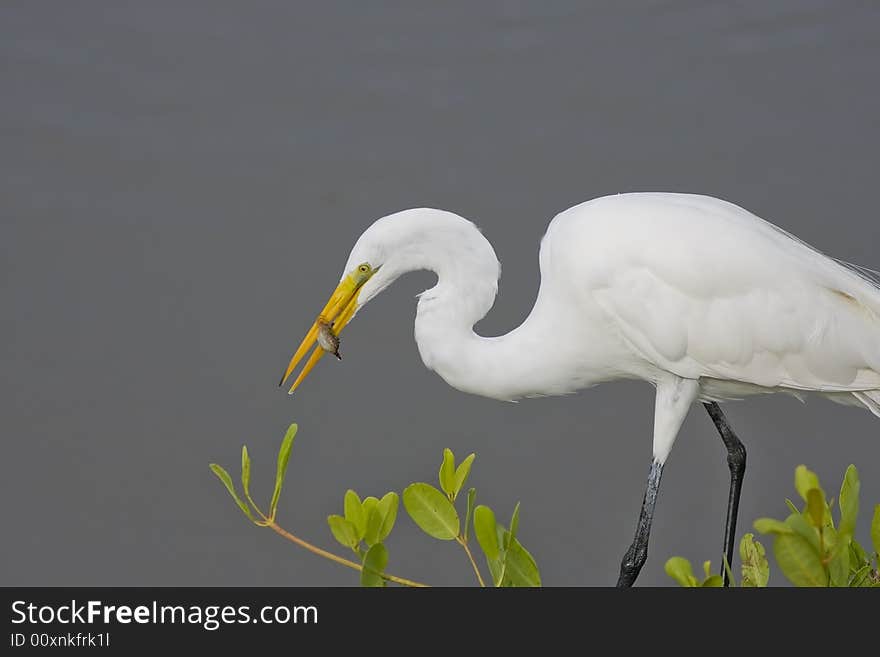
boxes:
[316,320,342,359]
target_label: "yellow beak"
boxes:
[279,274,365,394]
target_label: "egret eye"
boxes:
[358,264,370,273]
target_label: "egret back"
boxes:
[540,193,880,401]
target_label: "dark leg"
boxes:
[617,460,664,587]
[703,402,747,586]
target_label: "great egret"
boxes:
[280,192,880,586]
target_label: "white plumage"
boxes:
[542,194,880,406]
[343,194,880,424]
[282,191,879,585]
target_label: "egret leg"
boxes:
[703,402,746,587]
[616,460,664,587]
[617,376,699,587]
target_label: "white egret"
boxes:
[280,192,880,586]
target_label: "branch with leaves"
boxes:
[666,464,880,587]
[210,424,541,587]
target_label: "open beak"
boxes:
[279,273,365,394]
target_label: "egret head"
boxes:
[279,208,496,394]
[278,256,380,394]
[277,211,408,394]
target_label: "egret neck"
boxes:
[360,210,590,401]
[414,282,562,401]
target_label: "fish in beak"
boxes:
[279,263,376,394]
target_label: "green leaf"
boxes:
[464,488,476,542]
[849,538,868,571]
[499,536,541,587]
[702,560,712,580]
[806,489,825,528]
[484,524,538,588]
[402,483,459,540]
[823,524,842,557]
[825,497,836,530]
[701,575,724,587]
[772,533,827,587]
[377,492,399,542]
[473,505,500,560]
[872,505,880,556]
[439,448,456,498]
[850,563,873,588]
[722,554,736,588]
[785,512,821,554]
[794,465,821,501]
[739,533,769,587]
[241,446,252,498]
[360,543,389,587]
[507,502,521,550]
[754,517,793,535]
[344,490,366,539]
[269,423,298,519]
[210,463,256,522]
[327,515,360,551]
[664,557,699,587]
[785,498,800,514]
[453,453,476,500]
[838,464,860,538]
[364,507,383,547]
[487,555,504,587]
[828,535,851,587]
[362,496,379,521]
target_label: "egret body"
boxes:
[281,193,880,586]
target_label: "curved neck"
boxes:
[415,284,568,401]
[372,210,573,400]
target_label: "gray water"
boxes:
[2,1,878,586]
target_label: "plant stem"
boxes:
[265,520,429,588]
[245,492,268,522]
[456,536,486,587]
